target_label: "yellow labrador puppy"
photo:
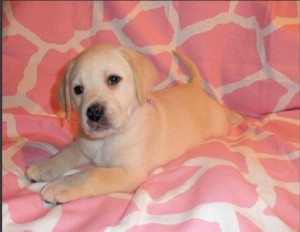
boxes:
[26,44,243,204]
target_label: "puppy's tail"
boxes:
[173,51,202,86]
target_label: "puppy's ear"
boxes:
[57,63,73,121]
[120,47,157,104]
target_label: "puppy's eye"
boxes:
[107,75,122,86]
[74,85,84,95]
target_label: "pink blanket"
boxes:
[3,1,299,231]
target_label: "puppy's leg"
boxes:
[26,142,89,183]
[41,167,146,204]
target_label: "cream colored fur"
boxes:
[26,44,243,204]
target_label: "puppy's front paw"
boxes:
[26,160,61,183]
[41,176,81,204]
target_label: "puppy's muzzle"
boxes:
[87,104,104,122]
[86,104,109,130]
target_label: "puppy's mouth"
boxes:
[87,118,110,131]
[82,103,131,139]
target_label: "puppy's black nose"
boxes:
[86,104,104,122]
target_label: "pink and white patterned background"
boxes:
[2,1,300,231]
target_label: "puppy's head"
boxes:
[58,44,157,139]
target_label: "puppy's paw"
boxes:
[227,110,244,126]
[26,160,61,183]
[41,176,81,204]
